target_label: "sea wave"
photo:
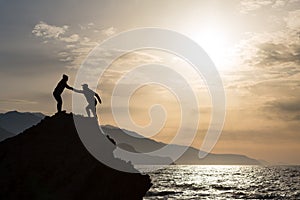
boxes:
[142,165,300,199]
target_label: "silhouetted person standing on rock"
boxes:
[53,74,73,113]
[73,84,102,118]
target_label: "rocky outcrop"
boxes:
[0,112,152,200]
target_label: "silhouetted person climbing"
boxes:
[73,84,102,118]
[53,74,73,113]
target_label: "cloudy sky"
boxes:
[0,0,300,164]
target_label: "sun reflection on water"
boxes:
[140,165,300,199]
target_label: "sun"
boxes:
[188,27,234,71]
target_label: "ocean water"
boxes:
[139,165,300,200]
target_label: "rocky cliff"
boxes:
[0,112,152,200]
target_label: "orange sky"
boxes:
[0,0,299,164]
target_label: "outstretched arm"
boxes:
[95,93,102,104]
[73,88,83,93]
[65,84,74,91]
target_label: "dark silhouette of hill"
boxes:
[0,111,261,165]
[0,110,44,134]
[118,143,139,153]
[101,125,166,152]
[258,159,270,166]
[0,112,151,200]
[116,143,175,165]
[0,126,14,142]
[176,151,260,165]
[102,125,261,165]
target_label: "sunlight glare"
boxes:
[189,27,234,71]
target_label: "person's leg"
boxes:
[91,105,97,118]
[92,99,98,118]
[53,93,62,112]
[57,96,62,112]
[85,105,91,117]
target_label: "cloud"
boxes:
[255,42,300,66]
[58,51,74,62]
[32,21,99,68]
[32,22,121,70]
[293,115,300,120]
[268,99,300,113]
[272,0,286,8]
[32,21,68,39]
[60,34,80,43]
[101,27,117,36]
[32,21,80,43]
[0,99,37,104]
[239,0,298,13]
[264,97,300,121]
[286,10,300,29]
[79,22,95,30]
[239,0,273,13]
[237,9,300,69]
[220,128,300,143]
[32,22,122,70]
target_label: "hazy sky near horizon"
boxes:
[0,0,300,164]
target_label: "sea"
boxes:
[138,165,300,200]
